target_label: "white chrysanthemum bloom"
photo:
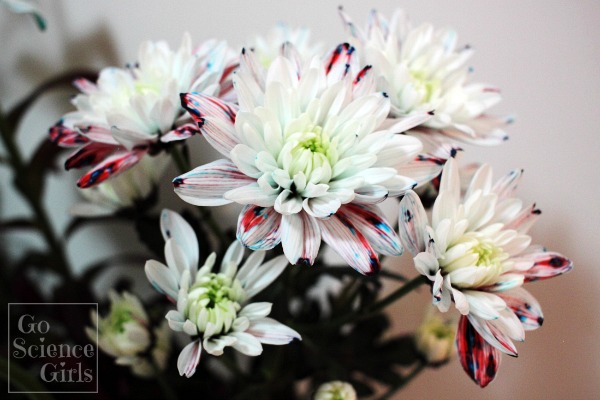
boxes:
[174,45,442,275]
[415,306,456,365]
[49,33,237,188]
[398,158,572,387]
[145,209,301,378]
[70,153,169,217]
[340,8,511,148]
[314,381,357,400]
[85,290,171,378]
[249,22,324,68]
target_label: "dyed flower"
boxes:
[174,45,441,275]
[70,153,168,217]
[85,290,171,378]
[49,33,236,188]
[314,381,357,400]
[249,22,324,68]
[398,158,572,387]
[0,0,46,30]
[145,209,300,378]
[339,8,511,148]
[415,306,456,365]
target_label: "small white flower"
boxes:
[86,290,171,378]
[340,8,511,149]
[399,158,572,386]
[174,45,442,275]
[314,380,357,400]
[415,306,456,364]
[50,34,236,188]
[145,209,301,378]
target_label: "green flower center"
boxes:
[472,240,505,268]
[409,70,440,104]
[186,272,245,336]
[108,306,135,333]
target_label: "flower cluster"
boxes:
[43,5,573,393]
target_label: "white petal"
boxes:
[247,317,302,345]
[177,340,202,378]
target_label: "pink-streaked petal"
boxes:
[325,43,356,82]
[492,168,523,200]
[144,260,178,302]
[180,92,240,157]
[457,315,501,388]
[503,204,541,234]
[76,148,145,188]
[49,121,90,147]
[247,317,302,345]
[177,340,202,378]
[511,251,573,282]
[342,203,403,256]
[467,314,518,357]
[173,159,255,206]
[280,212,321,266]
[237,205,282,251]
[398,190,428,256]
[160,123,200,143]
[64,142,119,170]
[317,213,380,275]
[160,209,199,270]
[497,287,544,331]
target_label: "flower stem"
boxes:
[379,362,425,400]
[0,105,72,280]
[363,274,427,317]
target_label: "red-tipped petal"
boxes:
[498,288,544,331]
[511,251,573,282]
[325,43,356,82]
[76,149,144,188]
[457,315,501,388]
[317,212,380,275]
[49,121,90,147]
[342,203,403,256]
[180,92,239,157]
[64,142,119,170]
[237,205,282,251]
[160,123,200,143]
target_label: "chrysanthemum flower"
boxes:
[49,33,237,188]
[85,290,171,378]
[249,22,324,68]
[173,45,441,275]
[414,306,456,365]
[314,381,357,400]
[398,158,572,387]
[144,209,300,378]
[339,8,511,148]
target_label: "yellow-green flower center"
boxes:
[409,70,440,104]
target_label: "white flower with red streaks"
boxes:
[174,44,441,275]
[249,22,324,68]
[49,33,237,188]
[398,158,572,387]
[144,209,300,378]
[339,8,512,149]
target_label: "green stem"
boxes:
[169,145,230,250]
[0,106,72,280]
[379,362,425,400]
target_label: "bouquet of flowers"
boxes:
[1,4,573,399]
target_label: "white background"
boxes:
[1,1,598,398]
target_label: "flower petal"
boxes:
[280,212,321,265]
[243,255,288,298]
[511,251,573,282]
[398,190,428,256]
[237,205,282,250]
[173,159,255,206]
[77,149,145,188]
[456,315,501,388]
[247,317,302,345]
[341,203,403,256]
[64,142,119,170]
[318,213,380,275]
[144,260,178,301]
[229,331,263,356]
[161,209,199,271]
[497,287,544,331]
[180,92,240,157]
[177,340,202,378]
[160,123,200,143]
[49,121,90,147]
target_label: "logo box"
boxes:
[7,303,98,394]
